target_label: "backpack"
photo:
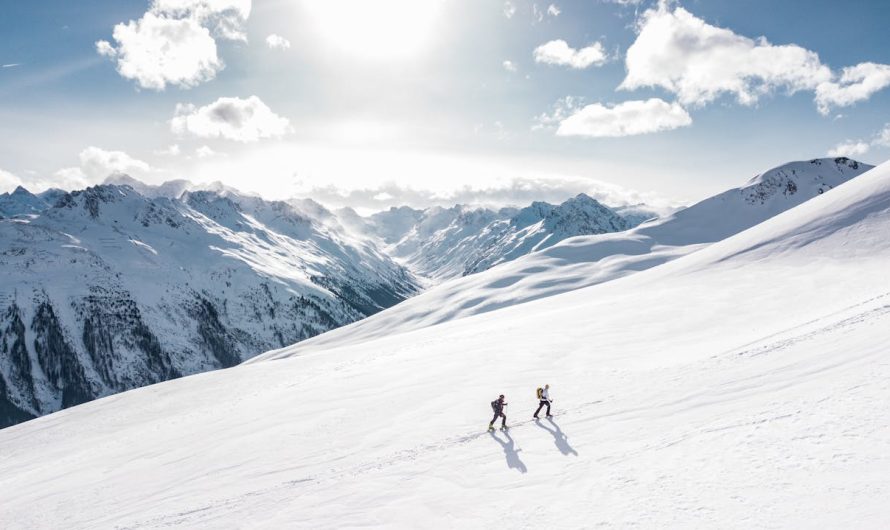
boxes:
[491,400,499,412]
[536,387,543,399]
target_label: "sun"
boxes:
[301,0,445,61]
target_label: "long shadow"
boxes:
[489,429,528,473]
[535,417,578,456]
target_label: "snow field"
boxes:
[1,159,889,527]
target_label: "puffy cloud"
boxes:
[621,4,830,106]
[547,4,560,16]
[826,122,890,158]
[503,1,516,18]
[96,0,250,90]
[153,0,251,39]
[555,98,692,138]
[41,148,153,192]
[620,3,890,115]
[502,60,518,73]
[79,147,153,181]
[49,167,92,191]
[815,63,890,115]
[0,168,25,192]
[2,148,156,194]
[827,141,870,158]
[266,34,291,50]
[534,40,608,69]
[171,95,292,142]
[195,145,218,158]
[875,124,890,147]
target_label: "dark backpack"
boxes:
[491,400,498,412]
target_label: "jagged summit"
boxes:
[0,185,50,217]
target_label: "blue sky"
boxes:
[2,0,890,210]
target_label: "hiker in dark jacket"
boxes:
[533,384,552,419]
[489,394,507,430]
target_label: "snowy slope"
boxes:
[1,159,889,528]
[281,157,872,352]
[361,193,631,280]
[0,184,419,428]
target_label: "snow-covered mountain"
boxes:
[281,157,872,352]
[357,193,633,280]
[0,183,419,428]
[2,158,889,528]
[0,186,51,217]
[0,158,867,429]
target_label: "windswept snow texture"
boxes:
[1,159,890,527]
[275,157,872,352]
[0,184,419,428]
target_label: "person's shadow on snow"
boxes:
[535,417,578,456]
[489,429,527,473]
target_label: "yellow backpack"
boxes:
[536,387,543,399]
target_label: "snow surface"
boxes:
[259,157,872,353]
[1,158,889,528]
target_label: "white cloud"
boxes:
[98,13,221,90]
[555,98,692,138]
[827,141,870,158]
[533,95,585,130]
[150,0,251,40]
[95,41,116,57]
[503,1,516,18]
[266,34,291,50]
[42,148,154,192]
[0,168,25,193]
[815,63,890,115]
[96,0,250,90]
[79,147,153,181]
[534,40,608,69]
[171,95,293,142]
[50,167,92,191]
[195,145,218,158]
[547,4,560,16]
[3,148,157,194]
[875,124,890,147]
[620,3,890,115]
[826,122,890,158]
[503,60,518,73]
[1,63,21,68]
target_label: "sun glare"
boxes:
[302,0,445,61]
